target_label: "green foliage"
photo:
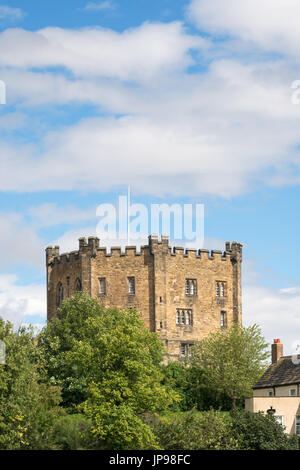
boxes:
[190,324,269,409]
[53,414,97,450]
[82,387,161,450]
[153,409,299,450]
[40,293,106,406]
[0,318,63,450]
[160,362,190,411]
[230,410,299,450]
[1,298,296,451]
[40,293,179,450]
[152,409,240,450]
[161,361,236,411]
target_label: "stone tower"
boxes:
[46,235,242,360]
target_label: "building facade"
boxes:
[46,235,242,360]
[245,339,300,435]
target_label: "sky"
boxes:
[1,0,300,354]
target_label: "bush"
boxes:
[152,409,300,450]
[231,410,299,450]
[53,414,98,450]
[152,409,239,450]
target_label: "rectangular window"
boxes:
[180,343,187,357]
[296,416,300,436]
[176,309,193,326]
[99,278,106,295]
[216,281,226,297]
[220,311,227,329]
[180,343,193,358]
[186,279,197,296]
[66,276,70,297]
[220,282,225,297]
[128,277,135,295]
[290,388,297,397]
[275,415,284,426]
[268,390,274,397]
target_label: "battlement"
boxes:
[46,235,242,264]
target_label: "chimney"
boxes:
[272,339,283,364]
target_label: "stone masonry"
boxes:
[46,235,242,360]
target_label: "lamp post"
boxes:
[267,406,276,416]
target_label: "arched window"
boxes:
[75,278,82,292]
[56,282,64,307]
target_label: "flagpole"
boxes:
[127,185,130,246]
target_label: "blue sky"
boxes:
[1,0,300,353]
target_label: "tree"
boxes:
[161,361,236,412]
[40,293,106,407]
[0,319,63,450]
[189,324,269,409]
[40,293,179,449]
[160,362,191,411]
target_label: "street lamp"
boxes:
[267,406,276,415]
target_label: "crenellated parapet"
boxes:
[46,235,242,264]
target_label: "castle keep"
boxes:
[46,235,242,360]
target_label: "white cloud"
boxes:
[0,20,300,199]
[244,284,300,355]
[280,287,300,295]
[29,203,96,227]
[1,46,300,198]
[1,79,300,198]
[0,23,205,81]
[0,5,23,21]
[83,1,116,11]
[0,213,44,269]
[0,274,45,328]
[187,0,300,59]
